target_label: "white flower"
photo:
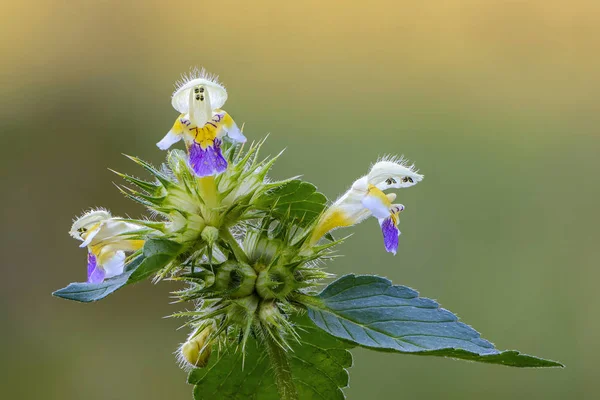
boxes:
[310,157,423,254]
[156,68,247,177]
[70,209,145,283]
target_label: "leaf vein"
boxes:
[326,293,419,304]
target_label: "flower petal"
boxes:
[379,216,400,255]
[87,252,105,283]
[309,177,370,244]
[89,220,143,245]
[218,112,246,143]
[188,85,213,127]
[189,138,228,177]
[368,160,424,190]
[362,185,392,219]
[99,250,126,279]
[79,225,100,247]
[70,210,111,241]
[157,114,188,150]
[328,177,371,221]
[157,130,183,150]
[171,68,227,113]
[224,122,246,143]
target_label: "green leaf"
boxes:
[256,180,327,226]
[52,238,182,303]
[51,257,143,303]
[306,274,563,368]
[188,316,353,399]
[129,238,183,282]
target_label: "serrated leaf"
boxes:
[306,274,563,368]
[52,238,182,303]
[188,316,353,399]
[256,180,327,226]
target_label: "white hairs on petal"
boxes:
[173,67,222,96]
[375,154,421,175]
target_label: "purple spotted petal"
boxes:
[189,139,228,177]
[87,252,105,283]
[380,217,400,255]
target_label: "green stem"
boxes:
[262,325,298,400]
[221,228,250,264]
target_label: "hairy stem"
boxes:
[262,325,298,400]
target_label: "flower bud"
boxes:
[179,326,213,369]
[201,225,219,245]
[214,261,257,298]
[167,149,191,178]
[244,230,283,265]
[258,300,282,326]
[256,265,296,300]
[226,295,259,325]
[169,211,205,243]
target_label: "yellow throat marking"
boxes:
[191,123,219,149]
[366,184,392,208]
[189,111,231,150]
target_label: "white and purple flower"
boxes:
[310,158,423,255]
[70,210,145,283]
[157,68,246,177]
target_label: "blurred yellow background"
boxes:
[1,0,599,398]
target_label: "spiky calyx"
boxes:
[112,138,339,364]
[172,220,339,358]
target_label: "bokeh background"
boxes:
[1,0,599,399]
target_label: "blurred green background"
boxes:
[1,0,598,398]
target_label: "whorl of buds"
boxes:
[111,140,341,369]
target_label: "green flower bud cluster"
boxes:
[114,139,339,366]
[171,216,337,363]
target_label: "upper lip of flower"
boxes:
[70,210,145,247]
[171,68,228,114]
[338,158,423,219]
[366,158,424,190]
[69,210,111,241]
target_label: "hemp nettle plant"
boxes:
[54,68,563,399]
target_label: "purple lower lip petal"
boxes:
[380,217,399,255]
[86,252,106,283]
[189,138,228,177]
